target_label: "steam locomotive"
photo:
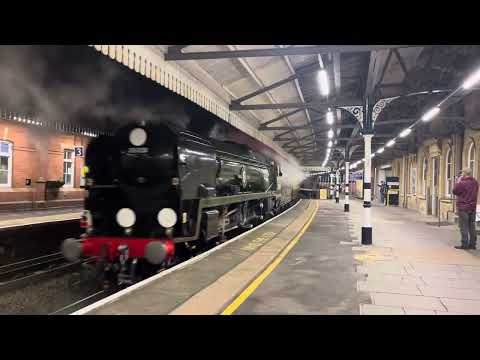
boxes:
[62,120,286,285]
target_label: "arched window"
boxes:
[445,148,453,197]
[0,141,12,187]
[422,157,428,195]
[468,142,476,178]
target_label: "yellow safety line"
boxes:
[221,201,319,315]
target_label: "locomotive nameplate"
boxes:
[127,147,149,154]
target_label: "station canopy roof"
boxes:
[157,45,480,167]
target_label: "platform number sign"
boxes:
[75,147,84,157]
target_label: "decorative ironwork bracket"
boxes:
[372,96,400,124]
[338,106,364,126]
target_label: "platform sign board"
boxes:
[351,171,363,180]
[319,189,328,200]
[75,147,83,157]
[25,178,31,186]
[303,166,329,172]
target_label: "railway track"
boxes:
[0,252,65,280]
[0,252,93,296]
[49,289,110,315]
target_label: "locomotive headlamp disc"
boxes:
[157,208,177,228]
[116,208,136,228]
[129,128,147,146]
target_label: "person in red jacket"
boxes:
[452,168,479,250]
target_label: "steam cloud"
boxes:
[0,45,192,130]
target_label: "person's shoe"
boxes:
[455,245,469,250]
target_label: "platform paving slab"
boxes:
[404,308,436,315]
[371,292,447,311]
[440,298,480,314]
[349,198,480,315]
[360,304,405,315]
[358,280,422,296]
[234,200,368,315]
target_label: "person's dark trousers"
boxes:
[380,193,384,204]
[458,210,477,248]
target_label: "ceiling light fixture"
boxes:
[421,106,440,122]
[399,128,412,137]
[318,69,330,97]
[326,109,334,125]
[462,68,480,90]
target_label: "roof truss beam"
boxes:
[273,129,296,141]
[262,123,358,131]
[287,140,316,151]
[233,63,320,106]
[230,98,363,111]
[258,109,303,129]
[165,45,419,61]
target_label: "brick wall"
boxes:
[0,119,91,210]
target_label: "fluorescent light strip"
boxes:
[421,106,440,122]
[399,128,412,137]
[462,68,480,90]
[318,70,330,96]
[326,110,334,125]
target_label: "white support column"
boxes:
[362,134,373,245]
[344,161,350,212]
[335,169,340,203]
[329,172,334,199]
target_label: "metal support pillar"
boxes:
[335,169,340,203]
[362,134,373,245]
[329,172,334,199]
[344,161,350,212]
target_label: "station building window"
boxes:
[468,142,476,178]
[63,149,74,187]
[0,141,12,187]
[445,148,453,197]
